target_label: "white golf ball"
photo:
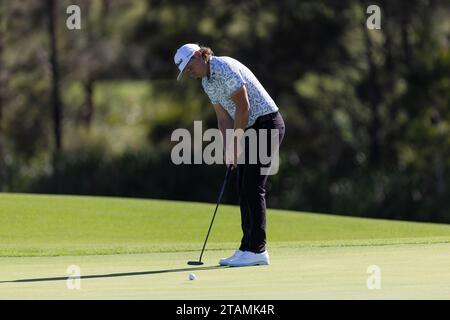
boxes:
[188,273,196,281]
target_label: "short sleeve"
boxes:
[209,96,219,105]
[221,63,246,95]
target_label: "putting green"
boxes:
[0,243,449,299]
[0,193,449,299]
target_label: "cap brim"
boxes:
[176,70,184,81]
[175,52,196,81]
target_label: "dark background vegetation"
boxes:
[0,0,449,222]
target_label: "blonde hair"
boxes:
[198,46,214,62]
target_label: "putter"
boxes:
[188,166,232,265]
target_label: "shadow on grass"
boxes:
[0,265,227,284]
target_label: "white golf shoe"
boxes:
[228,250,270,267]
[219,249,245,266]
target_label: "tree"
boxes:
[46,0,63,152]
[46,0,63,193]
[0,0,6,190]
[361,0,382,167]
[64,0,121,128]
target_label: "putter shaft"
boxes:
[197,166,231,263]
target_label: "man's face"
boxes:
[184,56,205,79]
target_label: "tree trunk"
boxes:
[46,0,63,192]
[362,21,381,167]
[382,3,394,76]
[400,4,411,67]
[100,0,110,34]
[0,0,4,134]
[82,78,94,127]
[0,0,6,191]
[47,0,62,152]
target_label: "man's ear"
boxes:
[193,51,203,59]
[193,50,208,63]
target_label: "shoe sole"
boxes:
[219,255,245,266]
[228,260,270,267]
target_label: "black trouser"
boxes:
[237,111,285,253]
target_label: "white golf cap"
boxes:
[174,43,200,81]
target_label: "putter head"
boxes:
[187,261,204,266]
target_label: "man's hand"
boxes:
[224,133,243,170]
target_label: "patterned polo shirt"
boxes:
[201,56,279,128]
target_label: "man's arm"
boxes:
[212,103,234,154]
[229,85,250,167]
[230,85,250,132]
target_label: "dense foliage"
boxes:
[0,0,449,222]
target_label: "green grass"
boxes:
[1,193,449,299]
[1,244,449,299]
[1,193,449,257]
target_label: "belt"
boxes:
[254,111,279,124]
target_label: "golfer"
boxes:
[174,43,285,267]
